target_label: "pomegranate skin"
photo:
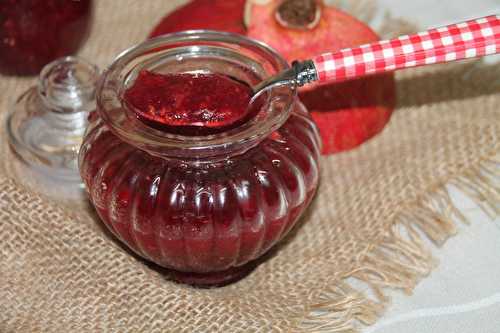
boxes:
[149,0,247,37]
[0,0,92,76]
[246,1,396,154]
[79,104,321,286]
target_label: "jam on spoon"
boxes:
[124,70,256,135]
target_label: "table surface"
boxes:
[365,1,500,332]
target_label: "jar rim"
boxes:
[96,30,297,160]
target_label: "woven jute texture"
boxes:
[1,1,499,332]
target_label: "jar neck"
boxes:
[97,31,296,161]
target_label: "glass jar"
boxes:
[79,31,321,286]
[6,56,98,201]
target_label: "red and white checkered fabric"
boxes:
[313,15,500,83]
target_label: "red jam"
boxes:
[124,70,254,135]
[79,31,322,286]
[80,105,320,286]
[0,0,92,76]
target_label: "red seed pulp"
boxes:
[124,70,255,135]
[0,0,92,76]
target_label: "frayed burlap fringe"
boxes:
[299,155,499,332]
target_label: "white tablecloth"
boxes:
[367,1,500,332]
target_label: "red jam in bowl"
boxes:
[79,32,321,286]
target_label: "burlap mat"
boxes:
[1,1,499,332]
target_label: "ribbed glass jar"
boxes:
[79,31,321,286]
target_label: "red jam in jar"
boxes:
[123,70,256,135]
[79,32,321,286]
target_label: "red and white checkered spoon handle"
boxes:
[312,15,500,83]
